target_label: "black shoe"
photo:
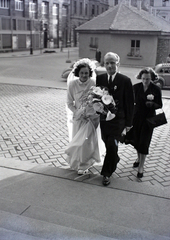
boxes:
[137,172,143,178]
[102,176,110,186]
[133,161,139,168]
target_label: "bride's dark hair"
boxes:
[74,63,93,77]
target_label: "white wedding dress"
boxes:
[65,71,105,170]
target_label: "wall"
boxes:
[156,36,170,64]
[79,32,158,67]
[154,0,170,7]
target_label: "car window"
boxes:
[164,68,170,73]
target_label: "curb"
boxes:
[0,48,79,58]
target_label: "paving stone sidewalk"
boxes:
[0,84,170,187]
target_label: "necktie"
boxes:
[109,75,112,88]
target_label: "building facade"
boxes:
[150,0,170,22]
[68,0,109,47]
[76,2,170,67]
[112,0,170,22]
[0,0,109,52]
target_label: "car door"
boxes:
[163,67,170,86]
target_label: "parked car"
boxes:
[154,63,170,89]
[61,62,75,80]
[61,59,106,80]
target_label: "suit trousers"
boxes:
[101,132,120,177]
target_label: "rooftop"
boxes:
[76,2,170,33]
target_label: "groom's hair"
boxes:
[104,52,120,64]
[74,63,93,77]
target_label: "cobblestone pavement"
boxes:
[0,84,170,187]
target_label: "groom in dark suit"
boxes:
[96,52,134,186]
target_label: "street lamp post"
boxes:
[30,14,33,55]
[65,2,71,63]
[66,40,71,63]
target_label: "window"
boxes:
[2,18,11,30]
[27,20,31,31]
[150,0,154,7]
[18,19,25,30]
[90,37,93,47]
[2,34,12,48]
[163,67,170,73]
[89,37,98,48]
[162,0,167,7]
[85,4,87,15]
[95,37,98,48]
[92,5,95,16]
[15,0,23,11]
[74,1,77,14]
[62,6,67,16]
[0,0,9,8]
[80,2,82,15]
[128,40,141,57]
[42,1,48,15]
[115,0,118,5]
[97,5,99,15]
[53,3,58,16]
[29,0,37,18]
[13,19,16,30]
[29,0,36,12]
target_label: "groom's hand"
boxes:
[121,127,131,136]
[125,127,132,133]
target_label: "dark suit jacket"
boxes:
[96,72,134,138]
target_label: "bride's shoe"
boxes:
[78,169,89,175]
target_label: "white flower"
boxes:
[92,87,104,96]
[93,102,104,113]
[103,89,109,95]
[147,94,154,100]
[102,94,114,105]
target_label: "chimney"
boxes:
[129,0,131,7]
[137,0,142,11]
[149,6,152,14]
[125,0,131,7]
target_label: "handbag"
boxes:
[147,109,167,128]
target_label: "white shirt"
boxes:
[107,72,117,83]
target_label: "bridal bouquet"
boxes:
[86,86,117,121]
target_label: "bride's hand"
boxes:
[74,108,85,119]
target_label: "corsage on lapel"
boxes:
[114,85,117,91]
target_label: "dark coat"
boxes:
[128,82,163,154]
[96,72,134,139]
[133,82,162,119]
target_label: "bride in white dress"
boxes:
[65,59,104,175]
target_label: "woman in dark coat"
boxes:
[127,68,163,178]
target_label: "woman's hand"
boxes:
[146,101,154,108]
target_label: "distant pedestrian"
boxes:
[95,48,101,63]
[166,54,170,63]
[125,68,163,178]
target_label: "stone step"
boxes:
[0,210,117,240]
[0,227,46,240]
[1,209,170,240]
